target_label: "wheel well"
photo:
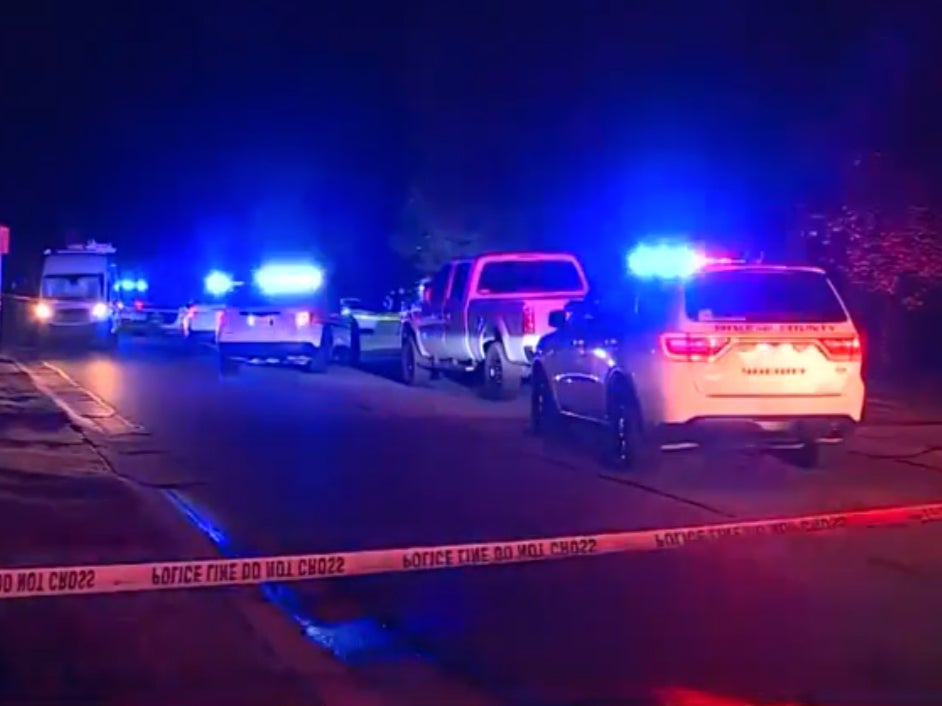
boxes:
[482,329,501,354]
[606,372,640,417]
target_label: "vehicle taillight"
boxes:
[660,334,731,362]
[134,300,144,311]
[295,310,323,327]
[522,306,536,335]
[819,336,862,361]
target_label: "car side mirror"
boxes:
[548,310,567,329]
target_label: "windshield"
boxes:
[684,269,848,323]
[477,259,585,295]
[41,274,103,300]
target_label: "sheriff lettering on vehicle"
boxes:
[531,244,865,469]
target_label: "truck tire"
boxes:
[347,320,361,367]
[305,327,332,373]
[604,383,658,471]
[401,334,432,386]
[481,340,522,401]
[789,441,848,470]
[530,366,560,434]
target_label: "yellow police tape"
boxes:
[2,501,942,599]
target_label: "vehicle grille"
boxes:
[54,309,90,324]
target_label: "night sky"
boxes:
[1,0,941,292]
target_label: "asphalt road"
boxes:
[31,337,942,705]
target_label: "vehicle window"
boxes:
[634,281,683,331]
[593,281,680,332]
[477,259,585,295]
[428,266,451,307]
[447,263,471,302]
[41,274,103,300]
[684,270,848,323]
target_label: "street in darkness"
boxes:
[21,338,942,706]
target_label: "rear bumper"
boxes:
[219,341,319,360]
[652,415,858,446]
[653,374,865,424]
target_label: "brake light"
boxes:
[660,334,730,361]
[295,310,323,327]
[819,336,862,361]
[522,306,536,335]
[134,300,144,311]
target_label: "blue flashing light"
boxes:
[204,270,235,297]
[254,263,324,296]
[115,278,148,292]
[627,244,708,279]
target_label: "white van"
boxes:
[34,241,119,347]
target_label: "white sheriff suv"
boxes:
[531,245,865,469]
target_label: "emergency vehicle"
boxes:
[531,244,865,468]
[34,241,120,347]
[216,263,350,374]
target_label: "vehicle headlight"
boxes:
[91,302,109,320]
[34,302,52,321]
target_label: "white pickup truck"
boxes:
[400,251,589,399]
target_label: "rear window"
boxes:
[684,270,848,323]
[477,259,585,295]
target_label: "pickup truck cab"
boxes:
[400,251,589,399]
